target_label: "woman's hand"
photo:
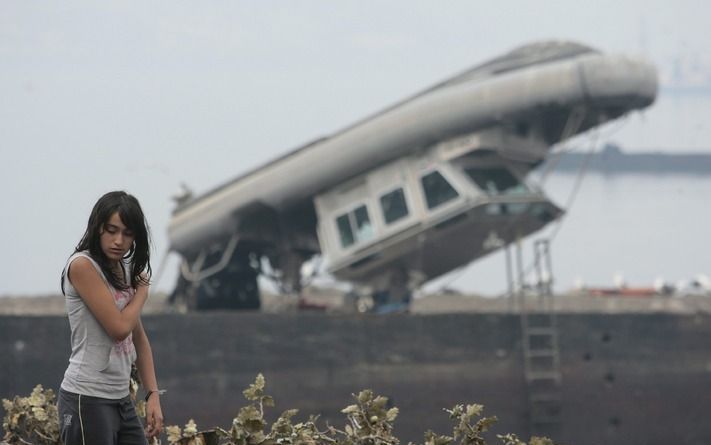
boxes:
[145,394,164,439]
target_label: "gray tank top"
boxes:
[60,251,137,399]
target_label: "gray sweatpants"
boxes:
[57,388,148,445]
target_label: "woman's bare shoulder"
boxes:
[67,256,104,285]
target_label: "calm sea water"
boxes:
[426,172,711,296]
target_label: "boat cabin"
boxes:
[314,129,562,285]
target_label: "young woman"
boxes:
[57,191,164,444]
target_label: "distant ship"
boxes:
[542,143,711,174]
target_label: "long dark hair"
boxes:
[64,191,152,292]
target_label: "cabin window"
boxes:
[421,171,459,209]
[465,167,524,194]
[335,204,374,248]
[379,188,409,224]
[336,214,354,247]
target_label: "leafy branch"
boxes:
[2,385,60,445]
[163,375,558,445]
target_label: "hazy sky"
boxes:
[2,1,710,295]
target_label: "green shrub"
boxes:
[2,375,556,445]
[2,385,60,445]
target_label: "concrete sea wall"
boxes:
[1,312,710,445]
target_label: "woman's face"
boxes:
[100,212,135,264]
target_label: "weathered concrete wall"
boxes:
[1,313,710,445]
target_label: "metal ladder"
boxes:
[516,239,562,433]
